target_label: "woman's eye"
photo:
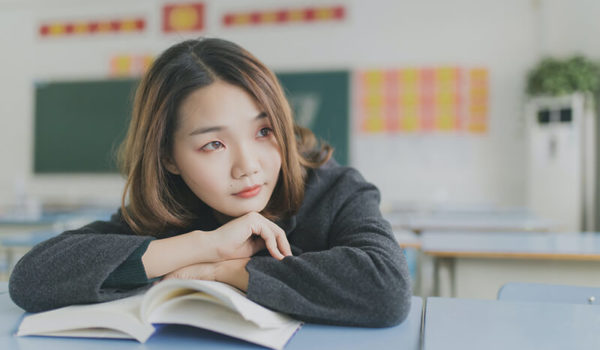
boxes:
[201,141,224,151]
[257,127,273,138]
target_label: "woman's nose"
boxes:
[231,144,260,179]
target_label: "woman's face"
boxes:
[166,80,282,220]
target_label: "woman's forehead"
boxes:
[178,81,263,127]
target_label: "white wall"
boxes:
[538,0,600,58]
[0,0,591,211]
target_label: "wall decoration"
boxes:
[163,2,204,33]
[467,68,488,133]
[39,18,145,37]
[109,54,154,77]
[223,5,345,27]
[356,67,488,134]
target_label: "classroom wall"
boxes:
[538,0,600,58]
[0,0,594,211]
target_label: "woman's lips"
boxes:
[234,185,262,198]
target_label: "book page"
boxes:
[17,294,155,343]
[33,327,136,340]
[148,294,301,350]
[142,280,297,328]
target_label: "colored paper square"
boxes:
[163,3,204,32]
[401,69,419,85]
[49,24,65,36]
[402,115,419,131]
[364,71,384,90]
[262,12,278,23]
[288,10,304,21]
[365,94,383,108]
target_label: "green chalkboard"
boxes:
[34,79,138,173]
[277,71,349,165]
[33,70,349,173]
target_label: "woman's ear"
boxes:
[163,156,180,175]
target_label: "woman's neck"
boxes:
[212,210,234,224]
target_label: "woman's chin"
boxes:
[213,204,268,222]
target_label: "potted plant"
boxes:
[526,56,600,96]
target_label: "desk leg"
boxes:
[434,257,455,297]
[414,249,422,296]
[6,247,14,278]
[0,247,11,282]
[433,257,440,296]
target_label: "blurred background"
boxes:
[1,0,600,296]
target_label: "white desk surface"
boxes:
[382,202,531,216]
[498,282,600,305]
[421,231,600,260]
[393,230,421,249]
[423,297,600,350]
[0,282,422,350]
[385,212,555,232]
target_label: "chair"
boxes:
[497,282,600,305]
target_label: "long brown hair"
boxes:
[118,38,332,236]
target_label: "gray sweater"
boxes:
[9,161,412,327]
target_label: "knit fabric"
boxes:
[9,160,411,327]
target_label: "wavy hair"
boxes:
[118,38,332,236]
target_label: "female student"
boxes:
[9,38,411,327]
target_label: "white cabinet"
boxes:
[525,93,596,231]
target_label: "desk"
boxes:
[394,230,421,249]
[385,212,555,233]
[0,282,423,350]
[422,231,600,298]
[0,209,113,234]
[0,209,113,280]
[394,230,422,295]
[498,282,600,305]
[423,297,600,350]
[0,231,60,281]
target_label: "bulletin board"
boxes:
[33,70,349,173]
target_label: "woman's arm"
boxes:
[144,211,291,278]
[9,215,153,312]
[142,230,219,279]
[244,170,412,327]
[9,210,291,312]
[161,257,251,291]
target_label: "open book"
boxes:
[17,279,302,350]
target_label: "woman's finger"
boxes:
[262,217,292,258]
[265,220,292,257]
[275,231,292,257]
[258,224,285,260]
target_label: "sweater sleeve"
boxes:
[245,170,412,327]
[9,211,155,312]
[101,239,158,289]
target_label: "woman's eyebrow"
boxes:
[188,112,267,136]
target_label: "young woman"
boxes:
[9,38,411,327]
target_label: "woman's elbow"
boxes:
[9,267,36,312]
[9,258,52,313]
[369,285,412,327]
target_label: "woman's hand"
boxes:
[209,212,292,261]
[161,261,217,282]
[161,258,251,291]
[142,212,290,280]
